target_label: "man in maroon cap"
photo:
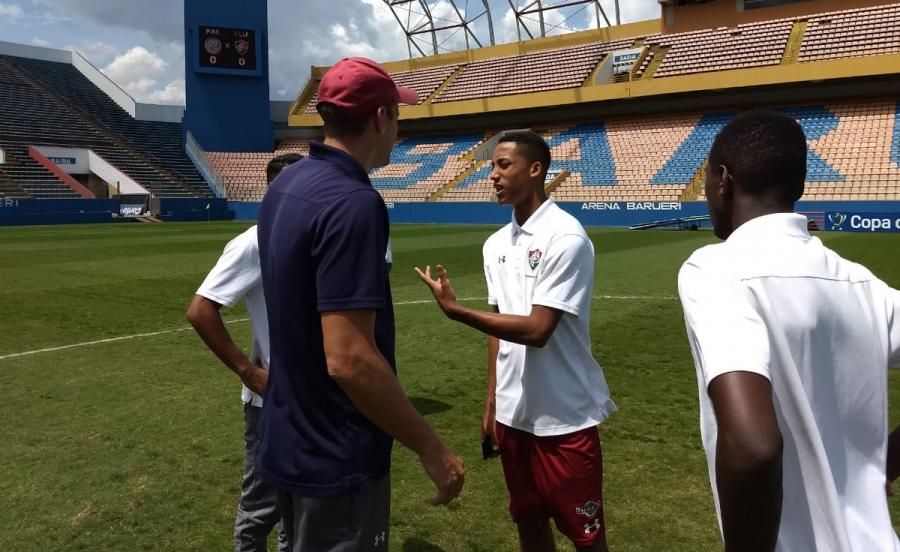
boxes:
[256,57,464,552]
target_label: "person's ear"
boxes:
[373,106,388,136]
[718,165,732,198]
[530,161,542,179]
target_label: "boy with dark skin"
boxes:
[418,132,614,552]
[679,110,900,551]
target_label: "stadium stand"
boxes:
[799,100,900,201]
[304,64,460,114]
[637,20,793,78]
[370,134,484,202]
[797,3,900,63]
[407,101,900,203]
[0,54,212,199]
[208,138,311,202]
[291,3,900,115]
[212,99,900,205]
[433,39,637,103]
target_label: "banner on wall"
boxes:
[824,212,900,233]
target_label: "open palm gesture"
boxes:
[414,264,459,317]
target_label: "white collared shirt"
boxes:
[483,198,616,436]
[197,225,269,407]
[679,213,900,552]
[196,229,394,407]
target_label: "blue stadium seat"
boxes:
[779,106,844,182]
[548,123,617,186]
[456,163,492,188]
[892,102,900,167]
[370,134,482,190]
[652,113,732,185]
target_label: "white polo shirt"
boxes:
[196,229,394,408]
[483,198,616,436]
[197,225,269,407]
[678,213,900,552]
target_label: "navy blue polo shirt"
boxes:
[256,141,394,497]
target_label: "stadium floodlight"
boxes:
[507,0,619,41]
[384,0,495,59]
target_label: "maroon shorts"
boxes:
[495,423,605,547]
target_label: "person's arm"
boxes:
[678,253,780,550]
[322,309,464,505]
[416,265,563,347]
[186,295,268,395]
[708,371,783,552]
[321,310,465,504]
[888,426,900,484]
[482,308,501,456]
[885,286,900,492]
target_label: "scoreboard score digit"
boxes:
[198,26,258,73]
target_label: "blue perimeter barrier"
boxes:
[230,200,900,232]
[0,198,230,225]
[2,198,899,231]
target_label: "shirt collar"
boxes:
[726,212,811,245]
[511,198,555,236]
[309,141,372,185]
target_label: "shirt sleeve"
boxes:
[887,286,900,369]
[483,242,497,306]
[196,233,261,309]
[314,190,388,312]
[531,234,593,317]
[678,257,771,388]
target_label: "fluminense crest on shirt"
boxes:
[528,248,543,270]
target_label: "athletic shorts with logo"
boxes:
[495,423,605,546]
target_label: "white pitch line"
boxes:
[595,294,677,301]
[0,295,676,362]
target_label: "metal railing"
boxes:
[185,131,227,199]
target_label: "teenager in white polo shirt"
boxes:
[678,110,900,552]
[186,153,301,552]
[417,131,615,552]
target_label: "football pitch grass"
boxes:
[1,221,899,551]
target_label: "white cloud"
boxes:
[101,46,183,104]
[0,3,22,19]
[64,41,119,65]
[105,46,167,79]
[31,37,52,47]
[611,0,660,24]
[147,78,185,104]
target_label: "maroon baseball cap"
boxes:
[316,57,418,120]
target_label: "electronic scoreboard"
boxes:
[196,25,260,75]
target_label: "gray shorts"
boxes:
[277,474,391,552]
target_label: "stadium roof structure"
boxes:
[382,0,621,59]
[383,0,496,58]
[289,1,900,130]
[507,0,620,42]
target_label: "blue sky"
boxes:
[0,0,659,105]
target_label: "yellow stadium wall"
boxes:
[289,19,660,120]
[288,53,900,127]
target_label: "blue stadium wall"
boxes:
[2,199,899,232]
[228,200,900,232]
[0,198,229,225]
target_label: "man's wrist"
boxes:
[415,430,446,459]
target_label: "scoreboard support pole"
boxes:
[183,0,273,152]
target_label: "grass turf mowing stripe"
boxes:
[0,295,677,361]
